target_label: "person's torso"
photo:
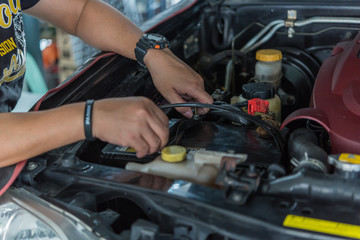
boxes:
[0,0,37,112]
[0,0,39,193]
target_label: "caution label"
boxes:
[115,146,136,153]
[283,215,360,239]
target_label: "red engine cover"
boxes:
[282,32,360,154]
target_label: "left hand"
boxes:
[144,48,213,118]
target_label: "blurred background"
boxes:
[15,0,183,111]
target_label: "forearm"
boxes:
[0,103,85,167]
[75,0,142,59]
[25,0,212,121]
[25,0,143,60]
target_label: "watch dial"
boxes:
[147,34,163,41]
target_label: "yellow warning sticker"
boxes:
[116,146,137,153]
[283,215,360,239]
[339,153,360,164]
[125,147,137,153]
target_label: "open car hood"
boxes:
[5,1,360,239]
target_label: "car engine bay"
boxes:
[14,1,360,239]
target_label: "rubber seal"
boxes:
[84,100,95,140]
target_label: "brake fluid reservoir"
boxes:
[255,49,283,90]
[238,82,281,122]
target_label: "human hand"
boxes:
[92,97,169,158]
[144,49,213,118]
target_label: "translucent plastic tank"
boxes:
[126,147,247,185]
[232,82,282,122]
[255,49,283,90]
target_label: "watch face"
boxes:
[146,33,164,42]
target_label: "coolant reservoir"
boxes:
[255,49,283,90]
[125,146,247,185]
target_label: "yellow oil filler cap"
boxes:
[161,146,186,163]
[256,49,282,62]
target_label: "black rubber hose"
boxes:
[288,128,328,172]
[261,170,360,208]
[203,50,247,75]
[209,14,233,50]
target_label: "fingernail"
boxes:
[184,111,193,118]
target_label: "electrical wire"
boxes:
[159,102,285,152]
[168,119,199,146]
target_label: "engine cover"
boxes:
[282,32,360,154]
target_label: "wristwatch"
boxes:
[135,33,170,67]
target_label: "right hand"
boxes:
[92,97,169,158]
[145,48,213,118]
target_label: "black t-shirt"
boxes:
[0,0,39,112]
[0,0,39,193]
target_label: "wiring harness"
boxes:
[159,102,285,153]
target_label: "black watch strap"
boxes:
[135,37,152,67]
[135,33,169,68]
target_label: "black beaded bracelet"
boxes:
[84,100,95,140]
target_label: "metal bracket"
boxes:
[285,10,297,38]
[183,34,200,59]
[216,164,263,205]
